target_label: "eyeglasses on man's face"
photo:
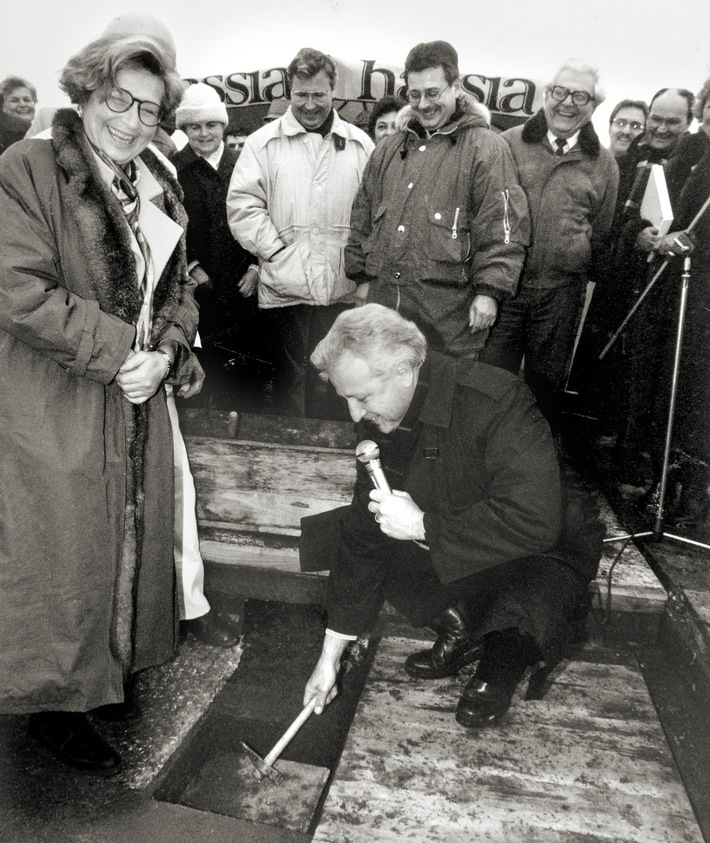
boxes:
[105,87,163,127]
[611,118,644,132]
[405,83,452,105]
[291,91,331,104]
[549,86,594,107]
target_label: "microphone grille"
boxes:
[355,439,380,463]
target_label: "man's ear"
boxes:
[395,359,416,387]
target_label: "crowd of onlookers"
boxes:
[1,10,709,780]
[2,45,709,537]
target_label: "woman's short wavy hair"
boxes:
[59,35,184,117]
[0,75,38,105]
[367,95,407,140]
[311,303,427,380]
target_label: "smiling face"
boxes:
[3,85,36,122]
[328,351,416,433]
[373,110,399,144]
[608,106,646,157]
[407,66,459,133]
[184,120,224,157]
[289,70,334,131]
[645,90,690,153]
[543,69,597,139]
[82,67,164,165]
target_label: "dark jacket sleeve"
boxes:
[325,458,398,636]
[424,381,562,583]
[467,134,529,301]
[0,145,135,383]
[344,150,381,283]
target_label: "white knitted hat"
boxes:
[175,83,228,128]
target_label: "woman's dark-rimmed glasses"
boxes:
[105,87,163,127]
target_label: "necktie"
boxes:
[554,138,566,157]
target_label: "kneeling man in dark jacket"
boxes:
[303,304,603,728]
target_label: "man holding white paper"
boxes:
[598,88,693,483]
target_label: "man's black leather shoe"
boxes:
[405,606,483,679]
[28,711,122,775]
[455,676,517,728]
[183,611,241,648]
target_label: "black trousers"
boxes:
[481,283,587,432]
[381,542,590,661]
[261,302,351,419]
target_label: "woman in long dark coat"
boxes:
[0,29,200,774]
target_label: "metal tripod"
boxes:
[599,196,710,552]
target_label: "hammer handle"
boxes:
[263,696,318,768]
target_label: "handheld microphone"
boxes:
[355,440,391,493]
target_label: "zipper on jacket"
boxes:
[501,190,511,244]
[451,207,460,239]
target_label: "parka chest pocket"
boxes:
[427,207,471,264]
[362,202,388,255]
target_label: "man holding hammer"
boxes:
[303,304,602,728]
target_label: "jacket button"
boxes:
[408,182,414,189]
[397,225,405,232]
[394,271,401,279]
[434,212,442,220]
[419,145,426,151]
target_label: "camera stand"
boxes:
[600,246,710,553]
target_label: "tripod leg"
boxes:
[652,257,691,538]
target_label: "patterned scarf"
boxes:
[90,142,155,350]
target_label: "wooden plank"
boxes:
[314,636,702,843]
[185,436,666,615]
[187,437,353,534]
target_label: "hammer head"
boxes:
[240,740,284,783]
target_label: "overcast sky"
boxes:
[4,0,710,138]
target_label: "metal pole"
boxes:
[652,256,690,538]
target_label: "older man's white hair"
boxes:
[547,58,606,105]
[311,304,427,379]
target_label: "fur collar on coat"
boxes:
[522,108,601,157]
[51,107,188,345]
[51,108,189,675]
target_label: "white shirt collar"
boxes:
[198,141,224,170]
[547,129,580,154]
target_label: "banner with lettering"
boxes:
[186,56,543,132]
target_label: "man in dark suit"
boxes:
[303,305,602,728]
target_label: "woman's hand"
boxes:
[116,350,168,404]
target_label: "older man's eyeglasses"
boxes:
[549,86,594,107]
[405,84,452,105]
[612,118,644,131]
[105,87,163,127]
